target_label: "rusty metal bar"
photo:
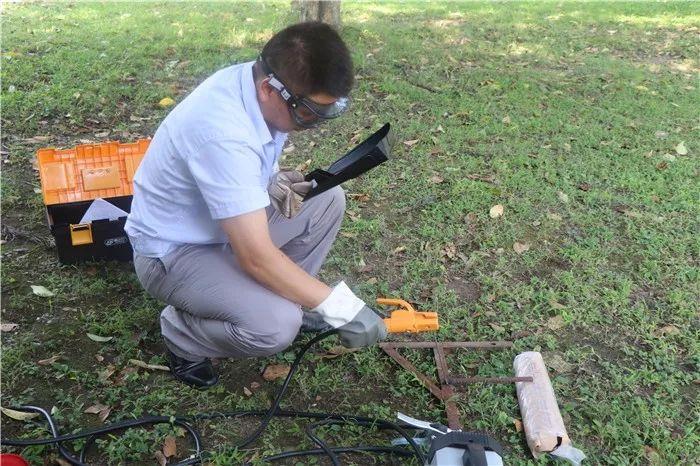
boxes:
[434,344,449,385]
[448,376,533,384]
[441,385,462,430]
[380,346,446,401]
[381,340,523,432]
[380,341,513,350]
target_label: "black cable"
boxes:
[78,417,203,464]
[305,419,341,466]
[258,445,415,463]
[189,409,426,463]
[2,329,426,465]
[13,406,86,466]
[234,329,337,450]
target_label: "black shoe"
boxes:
[300,312,333,334]
[166,348,219,388]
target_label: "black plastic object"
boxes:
[304,123,393,201]
[47,196,133,264]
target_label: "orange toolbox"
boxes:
[36,139,149,264]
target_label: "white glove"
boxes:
[268,170,313,218]
[312,282,388,348]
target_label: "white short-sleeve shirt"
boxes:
[124,61,287,257]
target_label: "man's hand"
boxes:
[312,281,388,348]
[268,170,313,218]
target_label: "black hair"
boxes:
[261,21,354,97]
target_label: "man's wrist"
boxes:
[312,281,365,328]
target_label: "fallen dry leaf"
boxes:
[489,204,504,218]
[578,182,591,191]
[654,325,680,337]
[546,315,566,330]
[547,212,562,221]
[250,381,261,390]
[662,153,676,162]
[544,353,574,373]
[513,418,523,433]
[2,407,40,421]
[163,436,177,457]
[320,345,361,359]
[129,359,170,371]
[513,242,530,254]
[99,407,111,423]
[675,141,688,155]
[154,450,167,466]
[30,285,54,297]
[84,403,112,422]
[1,323,19,332]
[114,366,139,386]
[37,355,62,366]
[349,131,362,145]
[98,365,117,383]
[95,354,105,362]
[294,158,311,172]
[347,193,370,202]
[86,333,113,343]
[158,97,175,108]
[56,459,72,466]
[84,403,109,415]
[467,173,496,183]
[23,135,50,144]
[441,242,457,261]
[403,139,419,147]
[656,161,668,171]
[262,364,291,381]
[429,175,444,184]
[489,323,505,333]
[243,386,253,397]
[548,298,566,310]
[644,445,662,465]
[366,277,378,285]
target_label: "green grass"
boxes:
[2,1,699,465]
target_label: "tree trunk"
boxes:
[294,0,341,29]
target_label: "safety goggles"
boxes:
[259,56,350,128]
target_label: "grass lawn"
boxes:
[2,1,698,464]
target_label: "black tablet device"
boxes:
[303,123,393,201]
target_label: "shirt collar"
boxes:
[241,61,286,146]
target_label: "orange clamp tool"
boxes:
[377,298,439,333]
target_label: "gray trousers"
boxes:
[133,186,345,361]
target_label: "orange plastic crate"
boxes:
[37,139,150,205]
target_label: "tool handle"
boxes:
[376,298,415,312]
[377,298,439,333]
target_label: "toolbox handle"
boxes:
[69,223,93,246]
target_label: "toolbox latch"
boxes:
[70,223,93,246]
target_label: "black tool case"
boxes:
[36,139,149,264]
[46,196,133,264]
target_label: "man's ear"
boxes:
[257,77,275,103]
